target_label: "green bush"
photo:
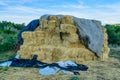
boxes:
[0,34,17,52]
[0,21,24,52]
[104,24,120,45]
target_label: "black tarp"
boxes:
[0,55,88,75]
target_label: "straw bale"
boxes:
[47,20,57,32]
[60,24,77,34]
[102,28,109,60]
[50,36,62,46]
[51,47,63,62]
[40,20,48,30]
[68,41,85,48]
[22,32,37,45]
[36,38,45,45]
[61,48,97,63]
[35,31,45,37]
[62,33,79,43]
[48,15,60,27]
[17,50,33,59]
[61,16,74,24]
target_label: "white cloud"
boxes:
[0,1,120,24]
[0,1,7,6]
[5,6,49,14]
[61,4,90,9]
[0,15,40,25]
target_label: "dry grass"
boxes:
[0,51,16,61]
[0,58,119,80]
[0,49,120,80]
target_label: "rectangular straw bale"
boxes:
[32,46,39,52]
[68,34,79,43]
[60,24,77,34]
[62,40,70,47]
[35,31,45,37]
[61,16,74,24]
[18,50,32,59]
[62,33,78,44]
[51,47,64,62]
[50,35,62,46]
[40,20,48,30]
[102,28,109,60]
[22,32,32,39]
[36,38,45,45]
[47,20,57,31]
[63,48,96,63]
[48,16,60,27]
[19,45,28,51]
[68,41,85,48]
[44,36,52,45]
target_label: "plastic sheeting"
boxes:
[0,61,12,67]
[73,17,103,57]
[0,55,88,75]
[39,60,77,75]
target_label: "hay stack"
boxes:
[102,28,110,60]
[17,15,109,63]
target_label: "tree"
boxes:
[105,24,120,45]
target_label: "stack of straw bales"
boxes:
[17,15,109,63]
[102,28,110,60]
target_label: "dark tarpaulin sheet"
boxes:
[0,55,88,75]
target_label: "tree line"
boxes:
[104,24,120,46]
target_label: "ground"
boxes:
[0,48,120,80]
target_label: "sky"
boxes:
[0,0,120,25]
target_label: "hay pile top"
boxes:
[17,15,109,63]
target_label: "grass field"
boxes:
[0,48,120,80]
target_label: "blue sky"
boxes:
[0,0,120,25]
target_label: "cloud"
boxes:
[0,1,7,6]
[5,6,49,15]
[54,2,120,24]
[60,4,90,9]
[0,15,40,25]
[0,0,120,24]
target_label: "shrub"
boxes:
[104,24,120,45]
[0,34,17,52]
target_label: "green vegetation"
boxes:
[0,21,24,52]
[104,24,120,45]
[109,48,120,60]
[0,51,16,61]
